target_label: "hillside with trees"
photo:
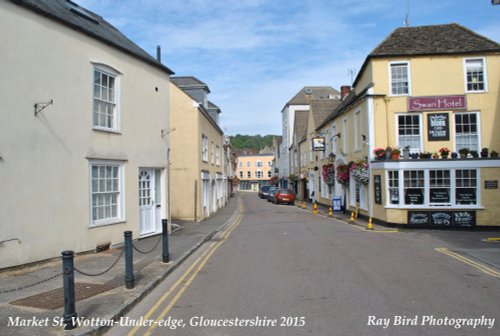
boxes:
[229,134,276,150]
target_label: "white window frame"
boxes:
[389,61,411,96]
[385,167,480,209]
[255,160,263,168]
[396,113,423,153]
[331,124,338,155]
[354,110,362,152]
[256,170,263,178]
[454,111,480,153]
[464,57,487,93]
[202,135,209,162]
[89,160,125,227]
[247,171,251,178]
[92,64,121,132]
[268,171,272,178]
[211,141,215,165]
[343,118,348,154]
[215,145,221,166]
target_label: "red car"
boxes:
[273,189,296,205]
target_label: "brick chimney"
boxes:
[340,85,351,100]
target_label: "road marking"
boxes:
[128,199,244,336]
[435,248,500,279]
[483,238,500,242]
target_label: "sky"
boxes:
[76,0,499,136]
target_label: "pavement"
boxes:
[0,195,241,336]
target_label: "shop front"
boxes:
[370,159,500,227]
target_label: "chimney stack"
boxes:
[340,85,351,100]
[156,45,161,63]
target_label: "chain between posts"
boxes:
[132,235,162,255]
[73,248,124,277]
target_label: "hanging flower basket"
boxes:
[336,164,349,185]
[322,163,335,185]
[350,160,370,185]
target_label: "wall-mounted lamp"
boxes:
[361,134,366,141]
[34,99,53,116]
[332,132,341,139]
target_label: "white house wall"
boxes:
[0,2,170,268]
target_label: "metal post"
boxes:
[162,219,170,263]
[124,231,134,289]
[62,250,77,330]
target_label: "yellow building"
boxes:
[317,23,500,227]
[169,77,227,221]
[236,154,274,191]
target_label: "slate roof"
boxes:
[310,99,341,130]
[208,101,221,112]
[293,111,309,144]
[370,23,500,57]
[10,0,173,75]
[286,87,340,106]
[171,76,210,93]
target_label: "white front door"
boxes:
[139,169,156,236]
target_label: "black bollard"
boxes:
[162,219,170,263]
[124,231,134,289]
[62,250,77,330]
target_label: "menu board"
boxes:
[408,211,476,228]
[430,188,449,203]
[405,188,424,205]
[456,188,476,205]
[427,113,449,141]
[374,175,382,204]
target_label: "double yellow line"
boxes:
[435,248,500,279]
[128,200,244,336]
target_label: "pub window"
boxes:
[456,169,477,205]
[429,170,450,205]
[403,170,424,205]
[397,114,421,153]
[455,112,479,152]
[388,171,399,204]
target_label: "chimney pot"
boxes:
[340,85,351,100]
[156,45,161,63]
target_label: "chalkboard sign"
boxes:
[456,188,476,205]
[430,188,449,203]
[374,175,382,204]
[427,113,449,141]
[405,188,424,205]
[408,211,476,228]
[453,211,476,227]
[408,212,429,226]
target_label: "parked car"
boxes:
[273,189,296,205]
[258,185,271,199]
[267,187,278,202]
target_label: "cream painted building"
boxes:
[169,77,227,221]
[0,0,173,268]
[316,24,500,228]
[236,155,274,191]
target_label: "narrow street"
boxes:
[105,193,499,336]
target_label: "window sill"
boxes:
[93,127,122,135]
[89,218,126,228]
